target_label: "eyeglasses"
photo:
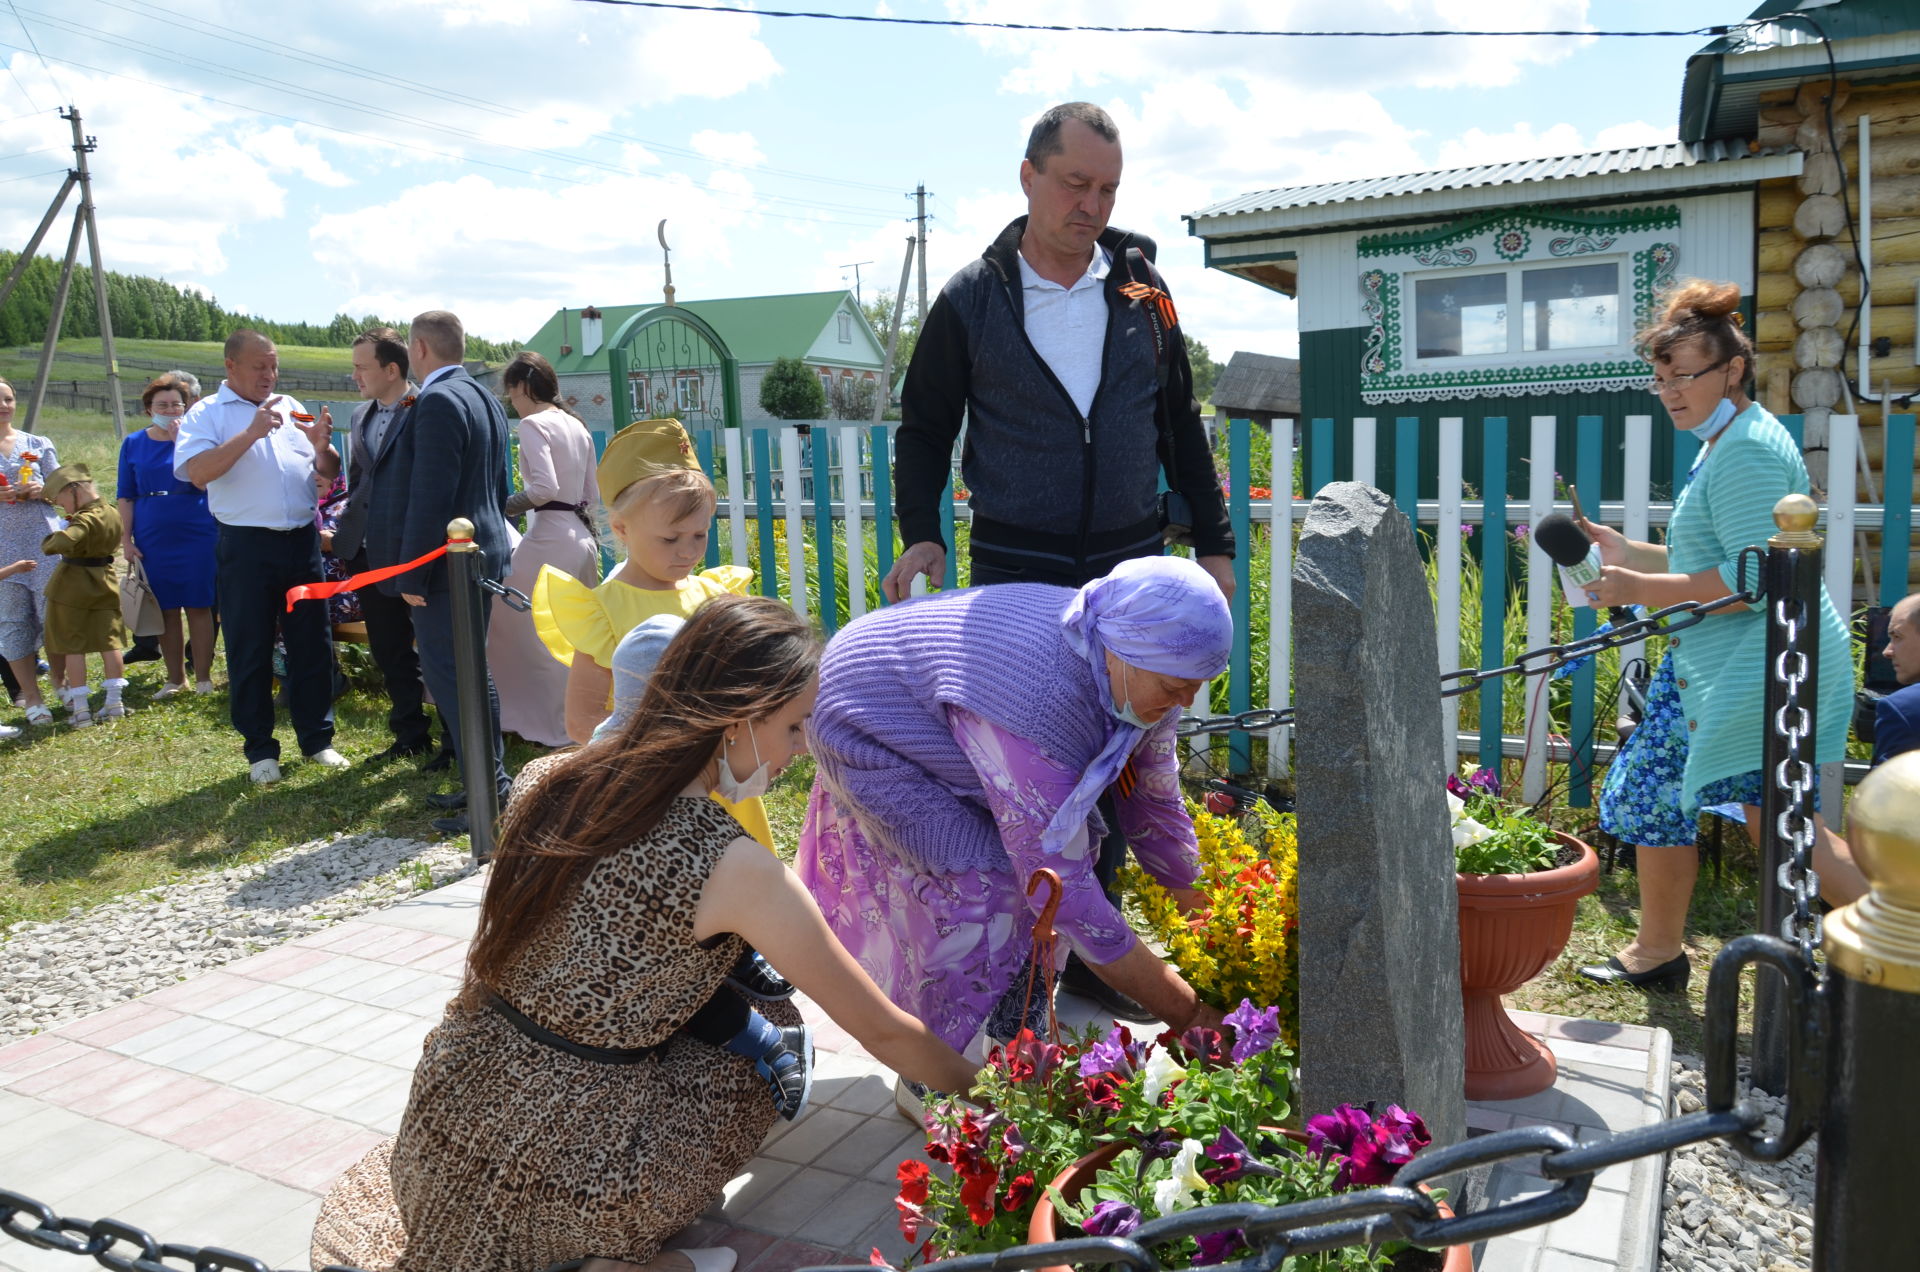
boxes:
[1644,360,1729,396]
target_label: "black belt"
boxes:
[486,993,665,1064]
[67,556,113,567]
[533,499,595,530]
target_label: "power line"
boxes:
[5,0,62,100]
[79,0,902,196]
[0,37,902,229]
[567,0,1733,40]
[0,164,64,184]
[23,2,901,218]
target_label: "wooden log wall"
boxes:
[1754,75,1920,599]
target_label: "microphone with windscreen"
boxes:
[1534,512,1636,628]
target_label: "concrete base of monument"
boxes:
[0,874,1665,1272]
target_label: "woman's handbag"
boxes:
[120,557,164,638]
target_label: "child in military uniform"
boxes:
[42,464,130,725]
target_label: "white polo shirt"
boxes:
[173,382,317,531]
[1017,244,1110,418]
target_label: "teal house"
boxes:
[520,290,887,427]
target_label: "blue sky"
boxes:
[0,0,1754,359]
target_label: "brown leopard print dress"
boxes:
[310,796,797,1272]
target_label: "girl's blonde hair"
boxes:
[610,465,715,523]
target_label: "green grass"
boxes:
[4,338,356,376]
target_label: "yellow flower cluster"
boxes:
[1125,800,1300,1042]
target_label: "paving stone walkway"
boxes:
[2,872,1669,1272]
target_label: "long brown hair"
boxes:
[463,594,819,997]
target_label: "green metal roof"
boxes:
[1681,1,1920,142]
[523,290,875,375]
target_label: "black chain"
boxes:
[477,579,534,613]
[1766,593,1823,963]
[1178,551,1763,739]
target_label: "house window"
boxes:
[627,373,650,413]
[818,369,833,400]
[838,313,852,343]
[676,374,703,412]
[1412,260,1622,363]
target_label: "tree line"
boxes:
[0,251,520,361]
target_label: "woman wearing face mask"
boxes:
[116,373,217,696]
[310,594,979,1272]
[799,554,1234,1118]
[1574,279,1865,992]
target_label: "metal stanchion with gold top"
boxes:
[1815,753,1920,1269]
[445,517,499,864]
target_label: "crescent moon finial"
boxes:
[657,219,671,251]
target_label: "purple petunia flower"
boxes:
[1305,1104,1373,1160]
[1082,1200,1143,1238]
[1223,999,1282,1064]
[1200,1127,1250,1185]
[1468,766,1501,797]
[1078,1030,1133,1078]
[1192,1228,1248,1265]
[1460,523,1475,538]
[1513,522,1530,539]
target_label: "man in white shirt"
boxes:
[175,329,349,783]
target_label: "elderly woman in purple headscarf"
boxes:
[799,556,1233,1089]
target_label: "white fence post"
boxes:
[841,425,867,621]
[1621,416,1653,695]
[724,426,749,570]
[1824,414,1859,822]
[782,427,807,619]
[1269,419,1295,779]
[1523,417,1558,802]
[1351,417,1376,489]
[1437,417,1464,776]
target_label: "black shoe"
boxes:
[122,641,163,665]
[420,747,455,773]
[365,739,433,766]
[430,813,469,836]
[426,790,467,810]
[1576,953,1690,992]
[1058,953,1156,1023]
[725,951,795,1002]
[755,1024,814,1121]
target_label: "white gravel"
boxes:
[1663,1054,1813,1272]
[0,833,480,1044]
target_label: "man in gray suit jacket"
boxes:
[331,327,436,765]
[362,310,513,830]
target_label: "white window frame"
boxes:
[676,373,703,412]
[627,373,650,413]
[817,369,833,400]
[837,312,853,343]
[1404,254,1631,372]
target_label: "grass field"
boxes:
[3,338,356,377]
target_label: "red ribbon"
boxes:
[286,544,448,612]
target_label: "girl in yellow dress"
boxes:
[531,418,768,846]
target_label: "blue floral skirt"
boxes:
[1598,651,1811,848]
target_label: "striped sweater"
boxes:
[1664,403,1851,809]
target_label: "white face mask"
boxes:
[151,414,177,430]
[714,723,771,801]
[1110,660,1155,730]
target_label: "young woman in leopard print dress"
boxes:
[310,596,980,1272]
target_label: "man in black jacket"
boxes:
[365,310,512,829]
[881,101,1233,603]
[882,103,1235,1022]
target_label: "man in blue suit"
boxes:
[366,310,512,831]
[1874,592,1920,768]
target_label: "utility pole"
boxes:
[871,236,916,428]
[69,107,124,435]
[24,201,84,431]
[912,184,931,324]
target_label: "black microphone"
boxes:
[1533,513,1637,628]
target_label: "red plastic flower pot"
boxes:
[1456,833,1602,1101]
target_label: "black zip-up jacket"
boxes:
[894,217,1233,580]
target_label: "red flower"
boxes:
[1001,1172,1036,1212]
[959,1161,999,1226]
[400,395,417,408]
[1004,1029,1063,1084]
[1082,1073,1123,1112]
[894,1160,932,1243]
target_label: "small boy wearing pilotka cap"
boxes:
[41,462,131,726]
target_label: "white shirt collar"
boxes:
[420,364,460,390]
[1016,243,1110,293]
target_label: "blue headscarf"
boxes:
[1044,555,1233,856]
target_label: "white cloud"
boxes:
[1432,118,1673,169]
[691,130,768,168]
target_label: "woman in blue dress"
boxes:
[1575,280,1866,992]
[116,373,217,696]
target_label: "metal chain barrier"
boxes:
[1768,594,1822,964]
[477,579,533,613]
[1178,549,1764,739]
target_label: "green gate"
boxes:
[603,306,742,569]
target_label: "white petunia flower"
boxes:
[1446,790,1494,849]
[1152,1138,1209,1215]
[1141,1048,1186,1105]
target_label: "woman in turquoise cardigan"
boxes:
[1574,279,1865,992]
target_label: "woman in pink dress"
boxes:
[489,352,600,747]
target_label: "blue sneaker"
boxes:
[755,1024,813,1121]
[725,951,795,1002]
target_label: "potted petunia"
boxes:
[1449,767,1601,1100]
[886,1006,1466,1271]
